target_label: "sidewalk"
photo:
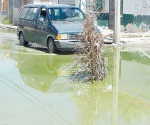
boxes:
[1,23,150,46]
[100,28,150,45]
[0,23,17,31]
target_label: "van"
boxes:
[17,4,85,53]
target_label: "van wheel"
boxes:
[19,33,28,46]
[47,38,58,53]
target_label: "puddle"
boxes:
[0,29,150,125]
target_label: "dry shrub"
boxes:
[71,16,107,83]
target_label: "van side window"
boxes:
[19,7,29,19]
[30,8,38,20]
[26,7,38,20]
[38,8,46,22]
[26,8,33,20]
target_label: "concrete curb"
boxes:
[0,24,17,31]
[121,32,150,38]
[99,27,150,38]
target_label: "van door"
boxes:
[35,7,49,46]
[24,7,38,43]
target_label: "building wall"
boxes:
[58,0,75,5]
[0,0,34,24]
[122,0,150,32]
[1,0,149,32]
[104,0,150,32]
[0,0,9,22]
[13,0,21,25]
[13,0,33,25]
[34,0,58,4]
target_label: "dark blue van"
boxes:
[17,4,85,53]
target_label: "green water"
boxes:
[0,29,150,125]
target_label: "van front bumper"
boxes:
[54,40,79,51]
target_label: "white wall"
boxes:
[123,0,150,16]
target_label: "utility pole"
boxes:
[80,0,86,13]
[114,0,120,44]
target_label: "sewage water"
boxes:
[0,29,150,125]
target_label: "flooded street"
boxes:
[0,29,150,125]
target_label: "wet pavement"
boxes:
[0,29,150,125]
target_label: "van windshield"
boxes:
[48,8,85,21]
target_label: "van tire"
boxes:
[47,38,58,53]
[19,32,28,46]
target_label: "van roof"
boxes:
[24,4,77,8]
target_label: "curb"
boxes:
[0,24,17,31]
[99,27,150,38]
[121,32,150,38]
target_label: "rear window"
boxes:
[26,8,38,20]
[19,7,29,19]
[19,7,38,20]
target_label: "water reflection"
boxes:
[71,79,113,125]
[1,45,150,125]
[112,47,120,125]
[9,51,74,92]
[72,47,150,125]
[115,47,150,125]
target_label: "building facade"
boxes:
[122,0,150,32]
[13,0,33,25]
[0,0,150,32]
[0,0,33,24]
[0,0,74,24]
[0,0,13,23]
[108,0,150,32]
